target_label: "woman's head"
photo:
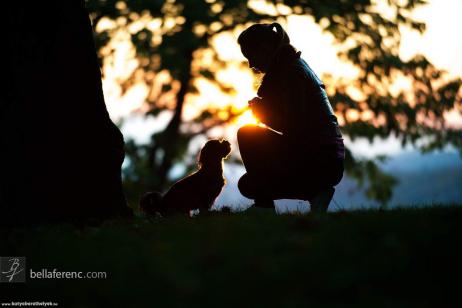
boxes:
[238,22,291,73]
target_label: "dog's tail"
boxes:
[139,191,163,216]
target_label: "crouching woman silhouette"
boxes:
[237,23,345,212]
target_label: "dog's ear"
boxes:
[198,141,213,166]
[198,147,205,166]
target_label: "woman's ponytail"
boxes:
[267,22,295,64]
[270,22,290,48]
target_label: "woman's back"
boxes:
[258,52,344,159]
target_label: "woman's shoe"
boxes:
[309,187,335,213]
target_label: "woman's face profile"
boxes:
[240,43,271,73]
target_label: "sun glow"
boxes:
[234,109,260,126]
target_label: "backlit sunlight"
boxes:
[100,0,462,140]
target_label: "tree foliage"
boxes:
[85,0,461,205]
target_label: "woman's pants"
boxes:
[237,125,344,201]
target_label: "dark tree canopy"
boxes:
[85,0,461,205]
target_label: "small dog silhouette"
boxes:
[140,139,231,217]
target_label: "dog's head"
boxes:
[198,139,231,166]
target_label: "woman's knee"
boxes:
[237,125,263,144]
[238,173,257,199]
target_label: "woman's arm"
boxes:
[249,96,284,131]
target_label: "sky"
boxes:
[399,0,462,77]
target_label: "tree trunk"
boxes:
[154,50,194,188]
[1,0,132,224]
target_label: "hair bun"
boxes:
[269,22,289,47]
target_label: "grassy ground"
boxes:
[1,206,461,307]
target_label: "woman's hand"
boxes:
[248,96,283,131]
[248,97,262,106]
[248,97,265,122]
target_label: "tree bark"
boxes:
[1,1,132,224]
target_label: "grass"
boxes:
[1,205,461,307]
